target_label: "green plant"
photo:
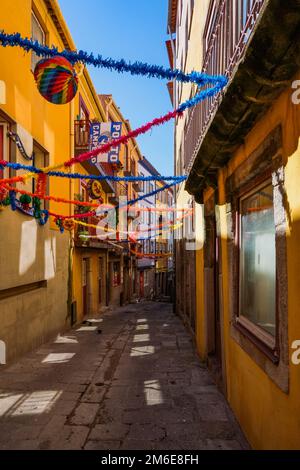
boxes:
[74,193,92,215]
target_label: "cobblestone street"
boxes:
[0,302,248,450]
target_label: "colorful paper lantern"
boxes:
[34,56,78,105]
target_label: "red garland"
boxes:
[64,109,182,167]
[36,173,47,197]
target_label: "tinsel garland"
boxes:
[2,176,184,210]
[0,31,227,88]
[0,33,227,172]
[0,160,186,182]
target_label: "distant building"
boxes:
[137,157,157,299]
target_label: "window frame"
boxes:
[0,122,9,179]
[225,126,290,394]
[31,10,46,72]
[236,178,278,354]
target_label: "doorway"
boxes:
[204,194,224,390]
[139,271,144,298]
[98,257,105,307]
[82,258,90,317]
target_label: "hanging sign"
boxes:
[87,179,104,201]
[90,122,122,164]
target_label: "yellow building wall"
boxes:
[216,75,300,449]
[0,0,74,362]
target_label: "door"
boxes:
[139,271,144,298]
[204,195,223,388]
[98,257,104,306]
[82,258,89,317]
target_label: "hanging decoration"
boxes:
[34,56,78,105]
[87,179,104,201]
[0,31,227,89]
[63,219,75,232]
[0,31,227,163]
[0,31,226,238]
[19,193,32,211]
[0,186,9,210]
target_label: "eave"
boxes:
[185,0,300,199]
[167,0,178,34]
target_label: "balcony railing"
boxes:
[74,120,90,154]
[184,0,266,173]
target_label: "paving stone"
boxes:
[196,402,230,422]
[52,400,77,416]
[70,403,99,425]
[128,424,166,441]
[84,439,121,450]
[121,439,158,450]
[205,439,244,450]
[89,423,130,441]
[39,425,89,450]
[81,383,108,403]
[1,439,40,450]
[39,415,67,439]
[0,302,248,450]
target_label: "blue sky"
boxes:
[58,0,174,175]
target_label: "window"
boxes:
[0,122,9,180]
[0,125,5,179]
[144,270,149,286]
[31,11,46,71]
[239,181,276,338]
[112,262,121,287]
[32,142,49,209]
[125,145,129,172]
[139,173,144,192]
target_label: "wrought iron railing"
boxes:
[184,0,266,173]
[74,119,90,152]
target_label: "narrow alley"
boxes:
[0,302,247,450]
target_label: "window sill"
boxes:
[234,318,279,365]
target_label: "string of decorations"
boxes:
[0,31,227,89]
[0,31,223,237]
[0,32,227,171]
[0,160,185,182]
[1,176,182,212]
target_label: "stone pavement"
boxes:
[0,302,249,450]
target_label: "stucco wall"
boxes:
[216,75,300,449]
[0,209,69,363]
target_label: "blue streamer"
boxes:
[2,161,186,182]
[9,190,17,211]
[0,31,227,90]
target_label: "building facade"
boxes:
[0,0,142,364]
[168,0,300,449]
[0,0,86,363]
[136,157,157,299]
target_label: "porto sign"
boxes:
[90,121,122,164]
